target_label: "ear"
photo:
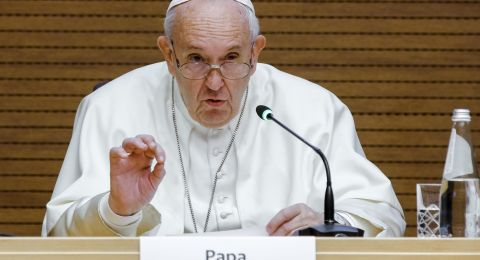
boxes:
[251,35,266,73]
[157,36,177,76]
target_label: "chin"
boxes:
[198,112,232,128]
[199,118,230,129]
[194,104,238,128]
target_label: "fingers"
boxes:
[122,137,148,154]
[150,161,167,188]
[266,206,299,235]
[121,135,165,163]
[110,147,129,159]
[137,135,166,163]
[266,203,323,236]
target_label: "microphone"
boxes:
[256,105,364,237]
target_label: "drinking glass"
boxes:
[417,183,441,237]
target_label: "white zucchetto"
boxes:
[167,0,255,13]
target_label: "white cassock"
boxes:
[42,62,406,237]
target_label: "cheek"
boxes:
[177,80,203,107]
[232,81,250,103]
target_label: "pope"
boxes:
[42,0,406,237]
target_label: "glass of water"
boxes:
[417,183,441,237]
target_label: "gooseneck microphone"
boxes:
[256,105,364,237]
[257,105,335,224]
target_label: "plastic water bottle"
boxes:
[439,108,480,237]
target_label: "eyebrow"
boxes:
[183,44,243,52]
[183,44,202,51]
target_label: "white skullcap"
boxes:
[167,0,255,13]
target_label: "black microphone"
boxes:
[256,105,364,237]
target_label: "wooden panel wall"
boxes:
[0,0,479,237]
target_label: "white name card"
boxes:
[140,237,315,260]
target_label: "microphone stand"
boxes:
[262,109,364,237]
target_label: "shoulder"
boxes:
[252,63,349,122]
[81,62,171,111]
[90,62,170,100]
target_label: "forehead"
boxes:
[171,1,251,49]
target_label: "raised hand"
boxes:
[108,134,166,216]
[266,203,324,236]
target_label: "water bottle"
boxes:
[439,108,480,237]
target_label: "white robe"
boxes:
[42,62,406,237]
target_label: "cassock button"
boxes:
[220,212,232,219]
[217,170,226,179]
[213,148,222,156]
[217,195,227,204]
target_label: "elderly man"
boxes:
[42,0,405,237]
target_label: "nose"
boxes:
[204,68,224,91]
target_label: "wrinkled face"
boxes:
[158,0,265,128]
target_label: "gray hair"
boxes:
[164,1,260,42]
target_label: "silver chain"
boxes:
[171,76,249,233]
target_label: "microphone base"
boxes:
[297,223,364,237]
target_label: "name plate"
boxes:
[140,237,315,260]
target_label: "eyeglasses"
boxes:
[170,41,253,80]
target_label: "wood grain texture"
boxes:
[3,49,480,65]
[0,238,478,259]
[2,1,480,17]
[3,33,480,49]
[0,0,479,236]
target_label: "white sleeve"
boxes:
[98,193,142,236]
[308,93,406,237]
[42,95,163,236]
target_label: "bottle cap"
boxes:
[452,108,471,122]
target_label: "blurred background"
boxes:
[0,0,479,236]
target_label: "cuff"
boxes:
[98,193,142,236]
[335,211,353,226]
